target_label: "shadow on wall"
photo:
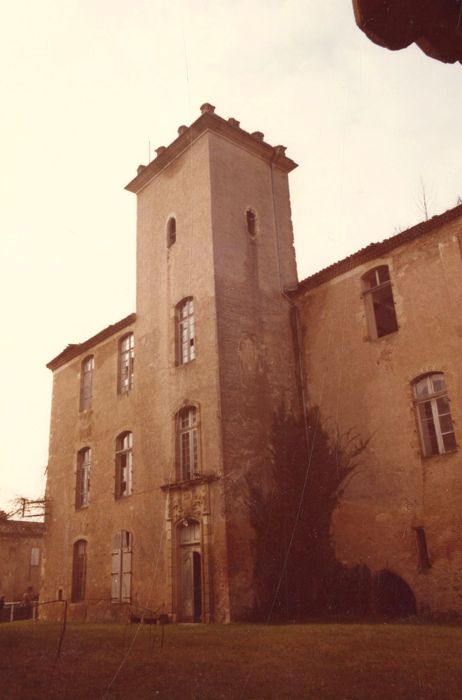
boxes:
[245,405,417,621]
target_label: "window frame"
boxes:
[412,373,456,457]
[176,298,196,365]
[80,355,94,411]
[111,530,133,602]
[177,406,199,481]
[361,265,398,340]
[71,539,87,602]
[118,333,134,394]
[75,447,91,509]
[115,431,133,499]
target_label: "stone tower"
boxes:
[41,104,301,623]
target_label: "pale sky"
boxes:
[1,1,461,513]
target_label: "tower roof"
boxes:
[125,103,297,194]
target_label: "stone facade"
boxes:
[294,206,462,615]
[41,105,302,622]
[41,104,462,621]
[0,515,43,601]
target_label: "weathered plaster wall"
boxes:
[0,520,43,600]
[209,133,302,618]
[297,218,462,613]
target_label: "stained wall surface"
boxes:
[296,214,462,614]
[0,519,43,601]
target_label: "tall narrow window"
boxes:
[119,333,134,394]
[80,356,94,411]
[167,217,176,247]
[413,373,456,457]
[115,431,133,498]
[246,208,257,237]
[415,527,431,571]
[111,530,132,602]
[71,540,87,602]
[177,406,199,480]
[177,298,195,364]
[362,265,398,339]
[75,447,91,509]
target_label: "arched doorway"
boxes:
[178,519,202,622]
[374,570,417,618]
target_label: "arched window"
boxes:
[115,432,133,498]
[71,540,87,602]
[362,265,398,339]
[412,373,456,457]
[246,208,257,237]
[177,406,199,480]
[80,356,94,411]
[75,447,91,509]
[119,333,134,394]
[177,298,195,364]
[167,217,176,247]
[111,530,132,602]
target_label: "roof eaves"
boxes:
[294,203,462,295]
[125,109,297,194]
[47,312,136,371]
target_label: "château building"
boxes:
[41,104,462,621]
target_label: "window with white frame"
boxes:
[115,432,133,498]
[71,539,87,602]
[177,298,195,364]
[80,356,94,411]
[111,530,132,602]
[412,373,456,457]
[75,447,91,509]
[362,265,398,339]
[177,406,199,480]
[119,333,134,393]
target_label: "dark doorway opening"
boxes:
[374,570,417,617]
[193,551,202,622]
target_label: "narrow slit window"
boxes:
[246,209,257,237]
[415,527,431,571]
[167,217,176,247]
[362,265,398,339]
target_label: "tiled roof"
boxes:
[0,519,44,537]
[295,203,462,294]
[47,313,136,371]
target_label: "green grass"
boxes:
[1,621,462,699]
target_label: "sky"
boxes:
[1,1,461,514]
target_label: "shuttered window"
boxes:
[111,530,132,602]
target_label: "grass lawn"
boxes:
[1,620,462,699]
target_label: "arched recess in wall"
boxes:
[373,570,417,618]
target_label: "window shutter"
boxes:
[111,532,122,600]
[121,532,132,602]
